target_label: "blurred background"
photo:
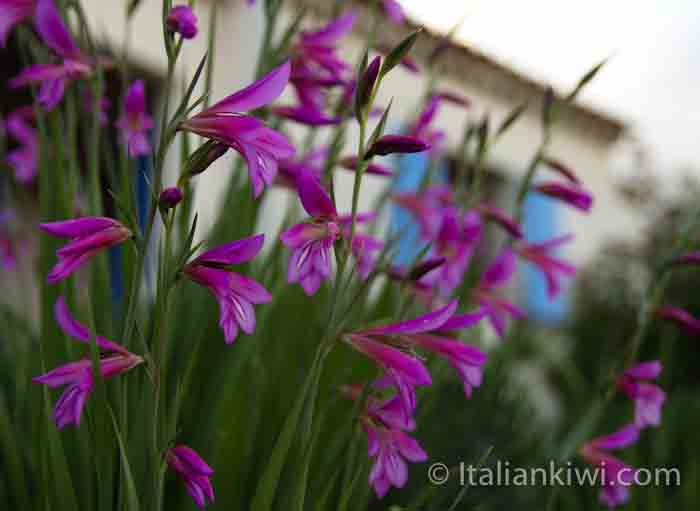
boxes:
[1,0,699,509]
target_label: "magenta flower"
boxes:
[180,61,295,197]
[428,208,482,295]
[343,384,415,431]
[362,419,427,498]
[33,297,142,429]
[159,186,184,209]
[9,0,92,110]
[276,147,326,188]
[280,171,340,295]
[345,334,432,421]
[477,203,522,238]
[40,216,132,284]
[413,334,487,397]
[381,0,406,25]
[339,156,394,177]
[515,234,576,299]
[366,135,431,158]
[580,425,640,508]
[536,181,593,212]
[0,0,35,47]
[115,80,154,157]
[656,305,700,335]
[183,234,271,344]
[166,5,198,39]
[393,185,454,240]
[617,361,666,428]
[671,251,700,266]
[474,248,526,338]
[272,103,341,126]
[4,107,38,183]
[167,446,215,508]
[407,95,452,156]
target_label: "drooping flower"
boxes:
[365,135,431,158]
[116,80,154,157]
[180,61,295,197]
[167,445,215,508]
[39,217,132,284]
[473,248,526,338]
[32,297,142,429]
[183,234,271,344]
[4,106,38,183]
[381,0,406,25]
[166,5,198,39]
[580,425,640,508]
[535,181,593,212]
[617,361,666,428]
[280,171,341,295]
[362,419,427,498]
[0,0,35,47]
[656,305,700,335]
[427,208,482,295]
[9,0,92,110]
[515,234,576,299]
[476,203,522,238]
[346,301,486,416]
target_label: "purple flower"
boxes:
[474,248,526,338]
[342,384,415,431]
[413,334,487,397]
[671,251,700,267]
[39,217,132,284]
[295,11,356,84]
[340,155,394,177]
[166,5,198,39]
[393,185,453,240]
[183,234,271,344]
[428,208,482,295]
[272,103,341,126]
[0,0,35,48]
[381,0,406,25]
[116,80,154,157]
[33,297,142,429]
[167,446,215,508]
[159,187,184,209]
[276,147,326,188]
[408,95,447,156]
[477,203,522,238]
[362,420,427,498]
[180,61,295,197]
[345,334,432,421]
[4,107,38,183]
[349,232,384,279]
[9,0,91,110]
[580,425,640,508]
[617,361,665,428]
[366,135,430,158]
[536,181,593,212]
[515,234,576,299]
[656,305,700,335]
[280,170,342,295]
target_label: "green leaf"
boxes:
[108,406,141,511]
[566,58,608,102]
[496,101,529,138]
[250,354,322,511]
[365,98,394,154]
[380,29,422,79]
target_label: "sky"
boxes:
[400,0,700,172]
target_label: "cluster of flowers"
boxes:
[0,1,671,509]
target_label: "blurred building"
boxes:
[79,0,640,267]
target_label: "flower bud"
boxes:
[182,141,229,180]
[365,135,430,158]
[166,5,198,40]
[159,187,184,210]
